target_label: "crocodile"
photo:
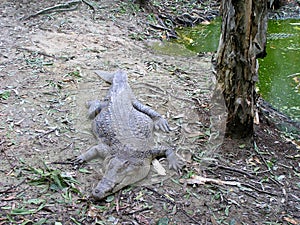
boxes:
[75,70,182,200]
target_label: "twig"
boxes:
[183,175,279,196]
[143,186,201,225]
[23,0,97,20]
[148,23,173,32]
[82,0,96,12]
[17,47,55,58]
[0,140,15,169]
[254,142,283,187]
[241,183,278,196]
[115,190,122,215]
[60,142,74,151]
[23,0,81,20]
[287,72,300,77]
[35,127,58,139]
[184,175,241,186]
[213,164,255,178]
[50,161,74,165]
[125,207,152,215]
[0,179,27,194]
[135,82,166,94]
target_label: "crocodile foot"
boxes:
[72,155,85,165]
[154,117,171,132]
[166,149,184,171]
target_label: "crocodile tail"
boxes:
[95,70,116,84]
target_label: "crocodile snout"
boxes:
[92,177,114,200]
[92,188,106,200]
[91,158,151,201]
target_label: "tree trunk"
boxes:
[215,0,268,139]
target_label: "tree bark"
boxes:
[215,0,268,139]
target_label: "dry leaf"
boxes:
[172,114,185,119]
[87,205,99,218]
[186,132,205,138]
[2,195,16,201]
[201,20,211,25]
[152,159,166,175]
[283,217,300,225]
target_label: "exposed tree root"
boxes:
[23,0,95,20]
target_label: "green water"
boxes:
[258,19,300,121]
[175,18,221,53]
[175,19,300,121]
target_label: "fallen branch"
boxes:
[50,161,74,165]
[242,182,278,196]
[212,164,255,178]
[182,174,240,186]
[82,0,96,13]
[23,0,81,20]
[181,174,279,196]
[23,0,96,20]
[287,72,300,77]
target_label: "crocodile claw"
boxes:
[72,155,85,165]
[168,157,184,172]
[166,149,184,171]
[154,117,171,133]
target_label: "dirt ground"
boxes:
[0,0,299,224]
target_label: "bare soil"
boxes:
[0,1,299,224]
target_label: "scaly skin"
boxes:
[75,70,182,200]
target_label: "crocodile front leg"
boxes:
[86,100,108,119]
[133,100,170,132]
[75,142,110,164]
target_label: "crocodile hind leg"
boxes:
[86,100,108,119]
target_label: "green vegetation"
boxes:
[0,90,11,100]
[174,18,300,121]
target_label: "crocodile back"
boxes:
[93,71,154,152]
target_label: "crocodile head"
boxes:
[111,70,129,94]
[95,70,128,91]
[94,70,133,102]
[92,157,151,200]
